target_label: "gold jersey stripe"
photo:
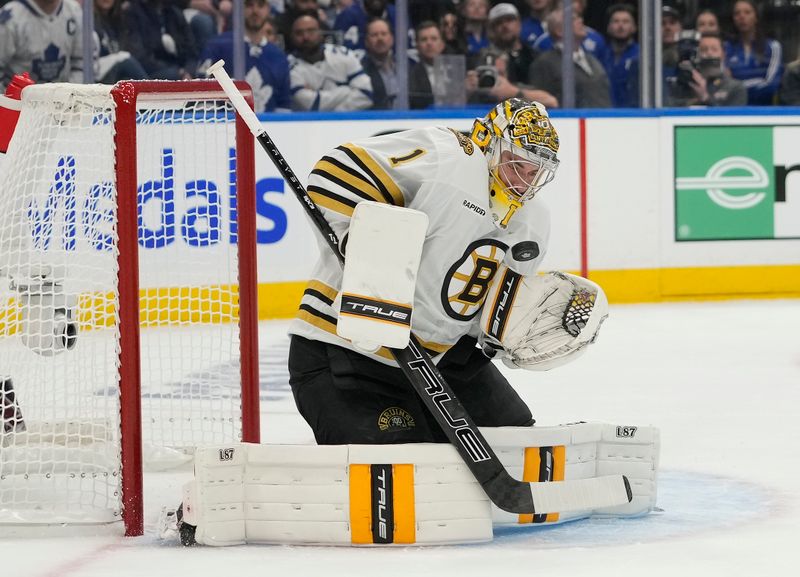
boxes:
[297,303,396,362]
[296,305,338,333]
[349,464,373,544]
[392,464,416,544]
[312,159,385,204]
[339,143,405,207]
[308,185,357,217]
[305,279,338,303]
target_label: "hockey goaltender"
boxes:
[169,91,660,547]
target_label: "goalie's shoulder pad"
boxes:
[479,267,608,371]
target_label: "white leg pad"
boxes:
[482,422,660,525]
[183,422,659,545]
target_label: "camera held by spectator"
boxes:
[667,32,746,107]
[675,30,700,88]
[475,53,499,88]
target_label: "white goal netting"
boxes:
[0,83,255,529]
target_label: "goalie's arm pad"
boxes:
[335,202,428,351]
[479,267,608,371]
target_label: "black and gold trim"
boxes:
[336,143,405,207]
[307,184,358,217]
[339,293,412,327]
[298,280,451,360]
[312,156,386,204]
[350,463,416,544]
[518,445,566,524]
[483,267,522,343]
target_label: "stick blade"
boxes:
[530,475,632,514]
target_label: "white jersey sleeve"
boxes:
[0,0,83,90]
[288,44,373,111]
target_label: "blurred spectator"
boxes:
[95,0,148,83]
[726,0,783,105]
[667,32,746,107]
[533,0,608,64]
[695,9,720,36]
[198,0,291,112]
[180,1,222,55]
[661,4,682,81]
[288,13,372,110]
[484,3,537,86]
[263,14,280,46]
[277,0,330,52]
[361,17,397,109]
[604,3,638,107]
[439,9,467,55]
[461,0,490,55]
[780,58,800,105]
[467,47,557,108]
[410,0,454,29]
[528,7,611,108]
[122,0,198,80]
[520,0,553,49]
[0,0,84,91]
[409,20,443,109]
[333,0,393,51]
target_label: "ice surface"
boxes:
[2,300,799,577]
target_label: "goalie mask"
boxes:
[479,268,608,371]
[470,98,560,229]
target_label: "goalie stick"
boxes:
[208,60,632,515]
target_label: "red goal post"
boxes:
[0,80,260,537]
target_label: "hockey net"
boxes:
[0,81,259,536]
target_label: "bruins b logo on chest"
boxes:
[441,239,508,321]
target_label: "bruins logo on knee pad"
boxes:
[377,407,416,431]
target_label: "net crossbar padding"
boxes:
[0,81,259,536]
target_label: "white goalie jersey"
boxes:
[289,126,551,365]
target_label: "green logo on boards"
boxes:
[674,126,800,240]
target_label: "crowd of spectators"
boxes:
[2,0,800,111]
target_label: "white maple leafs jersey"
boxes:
[288,44,373,111]
[289,126,551,366]
[0,0,84,90]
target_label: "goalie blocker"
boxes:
[177,422,658,546]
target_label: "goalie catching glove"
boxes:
[479,267,608,371]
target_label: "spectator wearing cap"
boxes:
[604,3,639,107]
[520,0,554,49]
[661,4,683,81]
[533,0,608,65]
[483,3,538,86]
[528,7,610,108]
